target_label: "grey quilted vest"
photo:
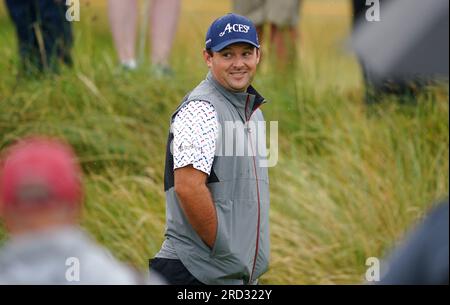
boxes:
[162,72,270,285]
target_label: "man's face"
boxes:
[203,43,260,93]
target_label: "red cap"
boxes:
[0,137,83,210]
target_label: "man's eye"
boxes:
[243,52,252,57]
[222,53,232,58]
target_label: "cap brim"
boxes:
[211,39,260,52]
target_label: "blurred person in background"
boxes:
[352,1,448,284]
[4,0,73,74]
[0,137,162,284]
[379,199,449,285]
[233,0,302,68]
[351,0,429,104]
[108,0,180,76]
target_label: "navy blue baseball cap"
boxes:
[205,13,260,52]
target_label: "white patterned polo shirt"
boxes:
[172,100,218,175]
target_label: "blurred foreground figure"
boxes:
[108,0,180,76]
[0,138,155,284]
[4,0,73,74]
[351,0,449,104]
[379,199,449,285]
[353,0,449,284]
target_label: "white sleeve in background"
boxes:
[172,100,218,175]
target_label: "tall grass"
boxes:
[0,1,448,284]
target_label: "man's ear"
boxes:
[256,48,261,65]
[203,49,213,68]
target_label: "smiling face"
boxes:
[203,43,261,93]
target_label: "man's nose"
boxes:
[232,56,245,68]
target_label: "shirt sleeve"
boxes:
[172,100,218,175]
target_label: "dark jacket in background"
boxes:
[380,199,449,285]
[5,0,73,73]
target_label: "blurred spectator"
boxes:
[233,0,302,68]
[108,0,180,76]
[351,0,438,104]
[0,137,162,284]
[379,199,449,285]
[4,0,73,74]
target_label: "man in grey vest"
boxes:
[151,13,270,285]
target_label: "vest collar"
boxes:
[206,71,266,122]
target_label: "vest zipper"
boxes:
[245,94,261,284]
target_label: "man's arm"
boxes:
[174,165,217,249]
